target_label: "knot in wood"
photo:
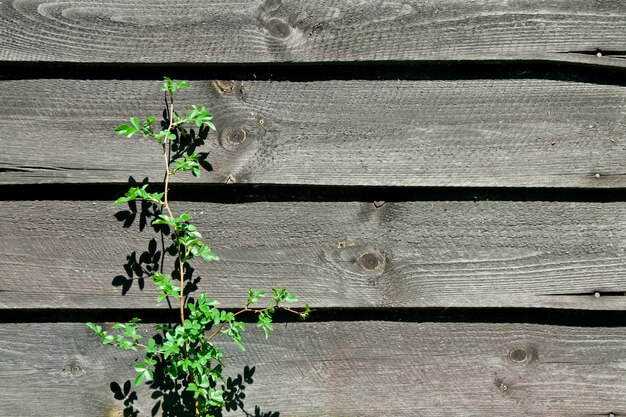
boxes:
[508,348,529,364]
[226,128,247,146]
[212,80,236,95]
[70,363,83,375]
[105,408,124,417]
[357,252,384,272]
[266,17,292,39]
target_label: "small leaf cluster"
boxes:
[87,318,142,351]
[88,290,303,415]
[248,288,309,338]
[152,213,218,263]
[150,272,180,302]
[114,79,214,150]
[162,77,189,95]
[114,184,164,206]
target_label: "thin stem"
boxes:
[204,305,304,342]
[161,97,186,326]
[107,340,165,355]
[178,256,186,325]
[162,100,175,219]
[164,91,197,417]
[205,307,253,341]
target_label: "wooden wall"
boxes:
[1,1,625,416]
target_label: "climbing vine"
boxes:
[88,77,309,416]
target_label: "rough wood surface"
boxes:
[0,0,624,66]
[1,78,625,187]
[1,321,625,416]
[2,199,625,310]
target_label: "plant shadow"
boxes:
[111,364,279,417]
[111,112,213,297]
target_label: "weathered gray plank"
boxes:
[1,322,625,416]
[1,199,625,310]
[0,0,624,66]
[1,78,625,187]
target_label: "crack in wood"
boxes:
[2,183,626,202]
[542,291,626,297]
[4,307,626,327]
[561,49,626,58]
[1,61,625,84]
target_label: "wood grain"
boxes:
[1,321,625,416]
[0,0,624,66]
[1,199,625,310]
[1,78,625,187]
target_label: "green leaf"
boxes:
[232,334,245,351]
[115,124,139,138]
[152,214,175,226]
[134,372,145,386]
[86,322,101,333]
[146,338,157,354]
[162,77,190,95]
[130,117,141,130]
[179,213,192,222]
[115,124,131,134]
[200,249,219,262]
[300,303,311,319]
[162,77,174,93]
[208,389,224,406]
[113,196,129,205]
[247,289,265,306]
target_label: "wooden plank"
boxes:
[1,199,625,310]
[1,321,625,416]
[1,78,625,187]
[0,0,624,66]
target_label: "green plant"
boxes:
[88,77,309,416]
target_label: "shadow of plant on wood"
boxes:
[111,365,279,417]
[113,177,164,296]
[111,110,212,298]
